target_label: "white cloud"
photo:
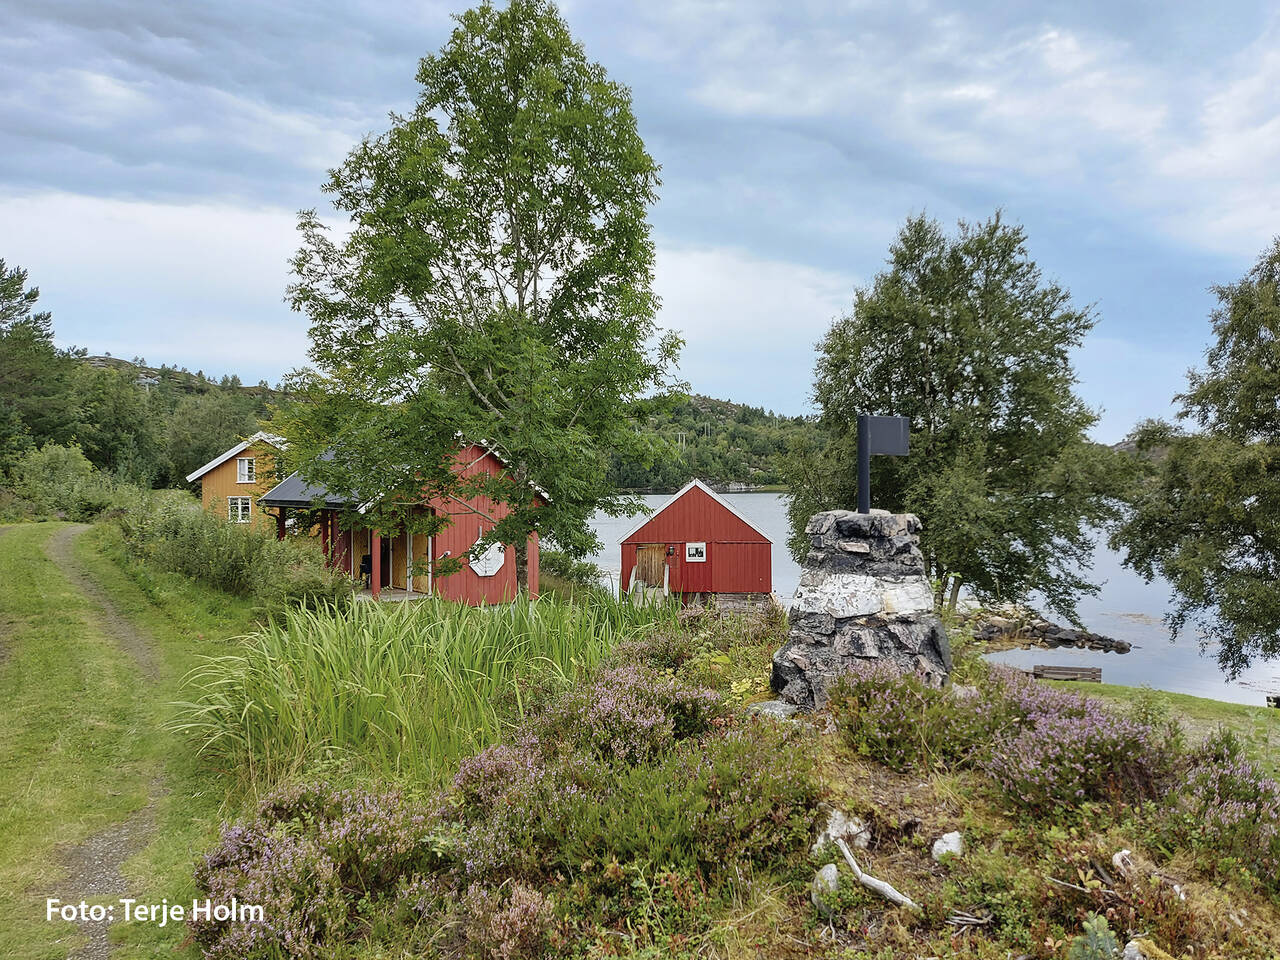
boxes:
[653,242,853,411]
[0,191,311,379]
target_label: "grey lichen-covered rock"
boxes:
[811,805,870,857]
[810,863,840,916]
[772,510,952,708]
[746,700,800,721]
[931,831,965,861]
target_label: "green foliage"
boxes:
[3,442,128,521]
[172,593,675,787]
[609,394,814,489]
[1112,237,1280,675]
[1066,912,1121,960]
[0,259,80,467]
[783,213,1135,619]
[281,0,681,589]
[114,490,353,608]
[539,547,605,589]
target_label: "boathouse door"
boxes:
[635,544,666,587]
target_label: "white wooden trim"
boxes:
[616,478,772,544]
[186,432,286,483]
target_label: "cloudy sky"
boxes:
[3,0,1278,442]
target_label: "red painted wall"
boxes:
[427,444,540,604]
[334,444,541,605]
[621,484,770,595]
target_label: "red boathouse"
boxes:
[619,478,772,610]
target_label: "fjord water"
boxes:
[588,492,1280,705]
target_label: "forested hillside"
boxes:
[609,394,812,490]
[0,260,276,487]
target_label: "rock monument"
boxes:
[771,509,952,708]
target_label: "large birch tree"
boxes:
[279,0,680,589]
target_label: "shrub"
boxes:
[192,783,445,960]
[114,490,353,608]
[3,442,128,521]
[828,661,1019,771]
[538,548,604,590]
[1157,729,1280,893]
[446,664,819,884]
[828,664,1179,813]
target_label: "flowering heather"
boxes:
[830,663,1179,813]
[1160,735,1280,892]
[459,882,556,959]
[530,663,723,764]
[446,663,817,881]
[192,783,442,959]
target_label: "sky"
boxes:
[2,0,1278,443]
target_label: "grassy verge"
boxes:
[0,523,156,959]
[74,524,260,958]
[0,522,259,959]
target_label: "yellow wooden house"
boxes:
[184,432,286,534]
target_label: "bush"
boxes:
[1156,728,1280,893]
[2,442,129,521]
[538,547,604,590]
[446,664,818,883]
[829,664,1179,814]
[114,490,353,608]
[828,661,1019,771]
[192,783,445,960]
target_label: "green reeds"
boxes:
[171,592,675,787]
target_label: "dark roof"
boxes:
[257,471,350,509]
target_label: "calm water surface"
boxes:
[587,492,1280,706]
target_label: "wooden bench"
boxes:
[1031,664,1102,683]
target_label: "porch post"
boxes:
[406,530,413,596]
[371,530,381,599]
[276,509,286,541]
[320,510,331,564]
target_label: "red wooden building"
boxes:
[619,479,771,608]
[259,443,542,605]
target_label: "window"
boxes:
[228,497,253,523]
[236,457,256,483]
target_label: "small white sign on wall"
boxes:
[685,541,707,563]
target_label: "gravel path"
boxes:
[43,524,163,960]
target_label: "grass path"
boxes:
[0,523,257,960]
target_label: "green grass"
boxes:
[0,522,259,959]
[1047,680,1280,773]
[173,592,678,788]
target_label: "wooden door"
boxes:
[635,544,666,587]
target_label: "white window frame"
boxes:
[228,496,253,523]
[236,457,256,483]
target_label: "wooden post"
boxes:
[320,510,331,564]
[371,530,381,599]
[276,509,286,541]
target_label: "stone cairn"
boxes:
[771,510,952,709]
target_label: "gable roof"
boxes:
[185,432,286,484]
[258,443,552,511]
[617,478,771,544]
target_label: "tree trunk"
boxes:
[514,538,528,594]
[934,570,950,607]
[947,577,963,614]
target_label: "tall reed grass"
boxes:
[172,592,677,786]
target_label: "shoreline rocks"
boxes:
[965,606,1131,655]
